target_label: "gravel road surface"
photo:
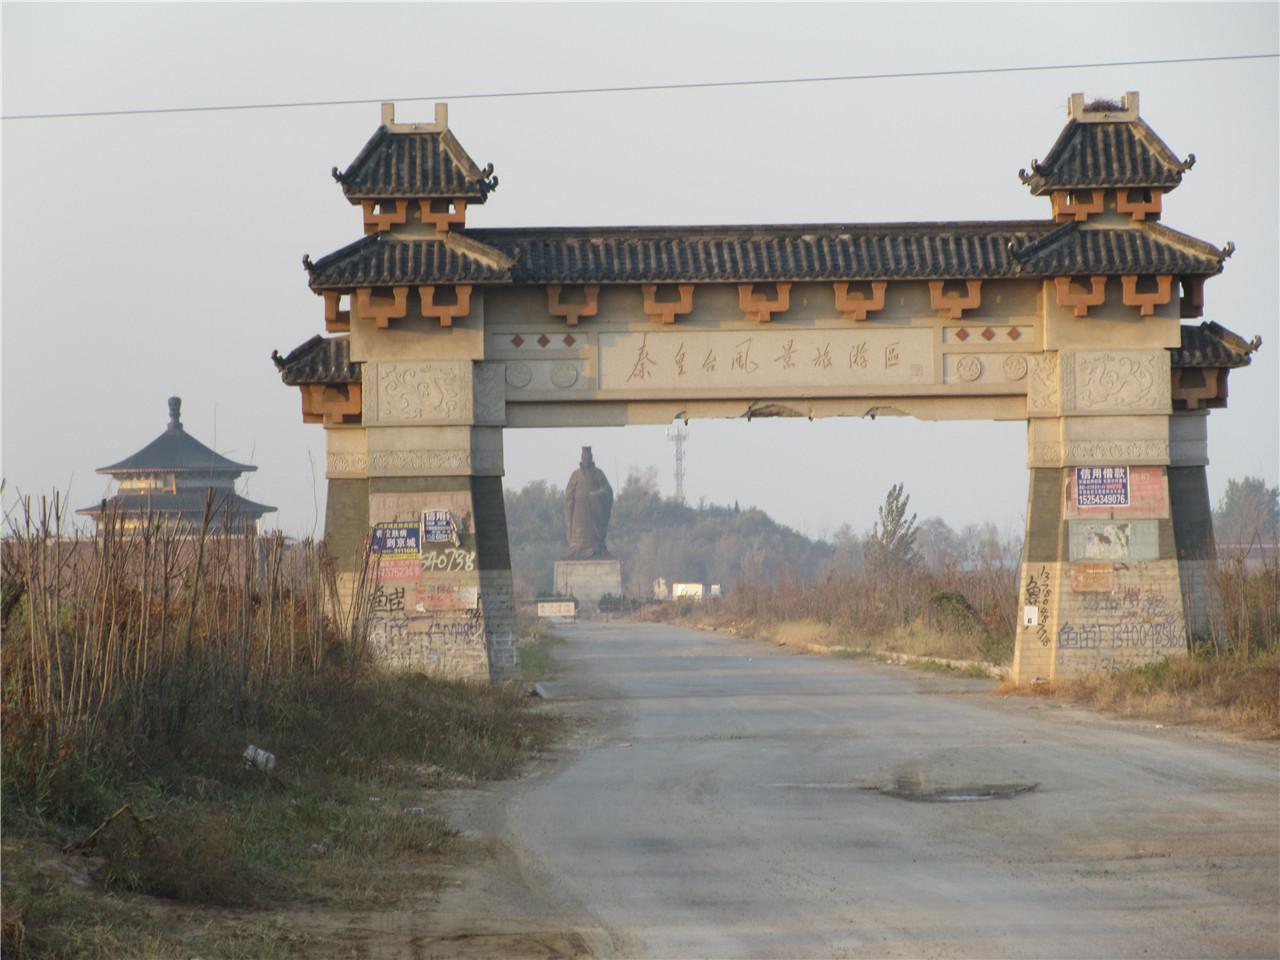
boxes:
[448,621,1280,958]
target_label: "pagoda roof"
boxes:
[76,487,276,523]
[98,398,256,477]
[333,103,497,203]
[1170,322,1261,369]
[272,335,361,385]
[1020,92,1194,195]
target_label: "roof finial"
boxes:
[168,396,183,430]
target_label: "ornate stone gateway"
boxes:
[275,93,1257,683]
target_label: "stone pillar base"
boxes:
[553,559,623,604]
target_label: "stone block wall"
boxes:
[1012,464,1193,681]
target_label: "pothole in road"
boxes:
[868,777,1038,803]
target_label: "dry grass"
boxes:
[1,491,564,958]
[995,651,1280,740]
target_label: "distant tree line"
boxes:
[1213,476,1279,549]
[504,470,1020,603]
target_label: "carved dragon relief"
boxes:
[1065,351,1170,414]
[368,362,473,424]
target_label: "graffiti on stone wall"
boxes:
[371,585,406,611]
[368,608,487,671]
[421,547,476,573]
[1056,583,1183,672]
[1023,566,1053,647]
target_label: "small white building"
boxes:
[671,582,721,601]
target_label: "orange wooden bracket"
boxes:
[929,280,982,319]
[547,285,600,326]
[323,291,351,332]
[356,287,409,328]
[642,284,694,324]
[419,285,472,326]
[1179,276,1205,319]
[361,200,409,235]
[419,198,467,232]
[1054,276,1107,318]
[1051,189,1105,223]
[832,281,886,321]
[738,283,791,322]
[301,383,362,425]
[1171,367,1224,410]
[1121,275,1173,316]
[1116,188,1162,221]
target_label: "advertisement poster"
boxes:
[422,509,458,544]
[1075,466,1130,508]
[371,522,422,580]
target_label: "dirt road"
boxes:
[425,621,1278,958]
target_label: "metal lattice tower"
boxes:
[666,424,688,502]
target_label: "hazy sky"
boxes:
[3,3,1276,541]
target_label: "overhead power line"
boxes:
[3,53,1276,122]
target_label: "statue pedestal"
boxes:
[553,559,622,604]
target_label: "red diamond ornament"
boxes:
[955,328,969,341]
[563,334,576,346]
[510,334,524,347]
[981,327,995,341]
[1007,328,1021,341]
[537,334,550,347]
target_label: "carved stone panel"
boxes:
[367,449,503,476]
[1027,353,1060,418]
[598,328,933,392]
[363,361,474,425]
[1028,439,1171,468]
[327,452,370,477]
[1061,351,1170,416]
[473,362,506,425]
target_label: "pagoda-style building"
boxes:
[275,94,1258,684]
[78,397,275,533]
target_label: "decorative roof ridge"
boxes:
[1171,321,1261,369]
[332,125,389,187]
[437,126,488,185]
[442,230,518,271]
[272,335,361,386]
[272,333,326,369]
[1127,221,1230,262]
[304,234,381,276]
[1130,117,1195,174]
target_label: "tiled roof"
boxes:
[99,399,255,476]
[77,488,276,522]
[272,335,361,385]
[1011,223,1227,277]
[305,233,514,289]
[473,223,1059,283]
[304,220,1227,289]
[1020,117,1193,194]
[334,126,497,202]
[1170,322,1259,369]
